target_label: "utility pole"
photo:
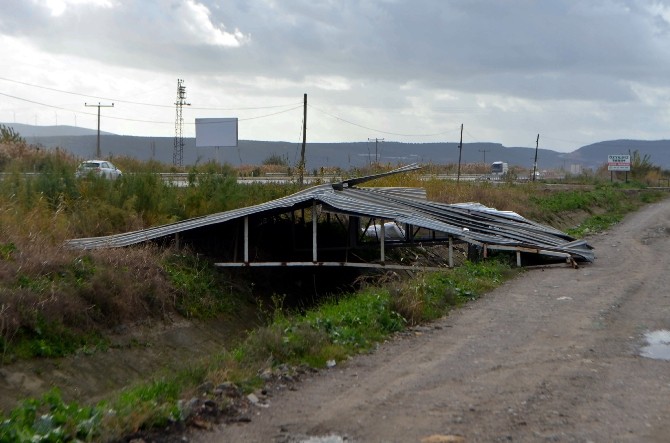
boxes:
[368,137,384,165]
[532,133,539,182]
[478,148,490,164]
[456,123,463,184]
[299,93,307,185]
[85,102,114,158]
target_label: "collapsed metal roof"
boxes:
[64,163,594,265]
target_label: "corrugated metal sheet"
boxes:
[64,164,593,262]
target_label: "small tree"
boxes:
[630,149,655,180]
[262,153,288,166]
[0,124,25,144]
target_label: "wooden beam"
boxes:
[214,261,448,271]
[380,221,385,262]
[312,201,317,262]
[244,216,249,263]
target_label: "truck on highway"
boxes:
[491,161,508,176]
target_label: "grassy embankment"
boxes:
[0,140,667,441]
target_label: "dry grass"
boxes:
[365,171,538,218]
[0,228,177,358]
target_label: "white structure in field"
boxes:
[195,118,238,148]
[363,222,406,240]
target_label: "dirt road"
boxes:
[194,198,670,443]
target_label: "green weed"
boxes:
[567,214,623,237]
[0,389,101,442]
[391,260,514,323]
[163,253,237,318]
[305,289,405,350]
[0,243,16,261]
[108,379,183,431]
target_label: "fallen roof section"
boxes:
[64,164,594,265]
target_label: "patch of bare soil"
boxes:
[190,198,670,443]
[0,312,256,413]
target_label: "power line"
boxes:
[0,76,301,111]
[2,83,463,140]
[0,91,302,125]
[308,104,460,138]
[238,105,303,121]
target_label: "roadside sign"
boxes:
[608,154,631,171]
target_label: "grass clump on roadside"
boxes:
[566,214,623,237]
[539,186,668,237]
[391,260,515,324]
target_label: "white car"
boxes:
[75,160,122,180]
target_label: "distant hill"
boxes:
[4,123,670,171]
[4,123,112,137]
[18,135,572,171]
[569,140,670,170]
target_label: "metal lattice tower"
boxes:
[173,79,190,167]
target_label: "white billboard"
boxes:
[607,154,631,171]
[195,118,238,148]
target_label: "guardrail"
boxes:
[0,172,531,184]
[0,172,337,184]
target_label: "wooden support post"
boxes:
[244,216,249,263]
[291,210,296,251]
[516,250,521,267]
[380,222,385,263]
[348,216,360,248]
[312,201,317,262]
[233,222,238,262]
[448,236,454,268]
[175,232,180,250]
[483,244,488,259]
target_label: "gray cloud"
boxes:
[5,1,670,95]
[2,0,670,150]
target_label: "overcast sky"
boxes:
[1,0,670,152]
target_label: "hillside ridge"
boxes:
[4,123,670,170]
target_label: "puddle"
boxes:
[300,436,346,443]
[640,330,670,360]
